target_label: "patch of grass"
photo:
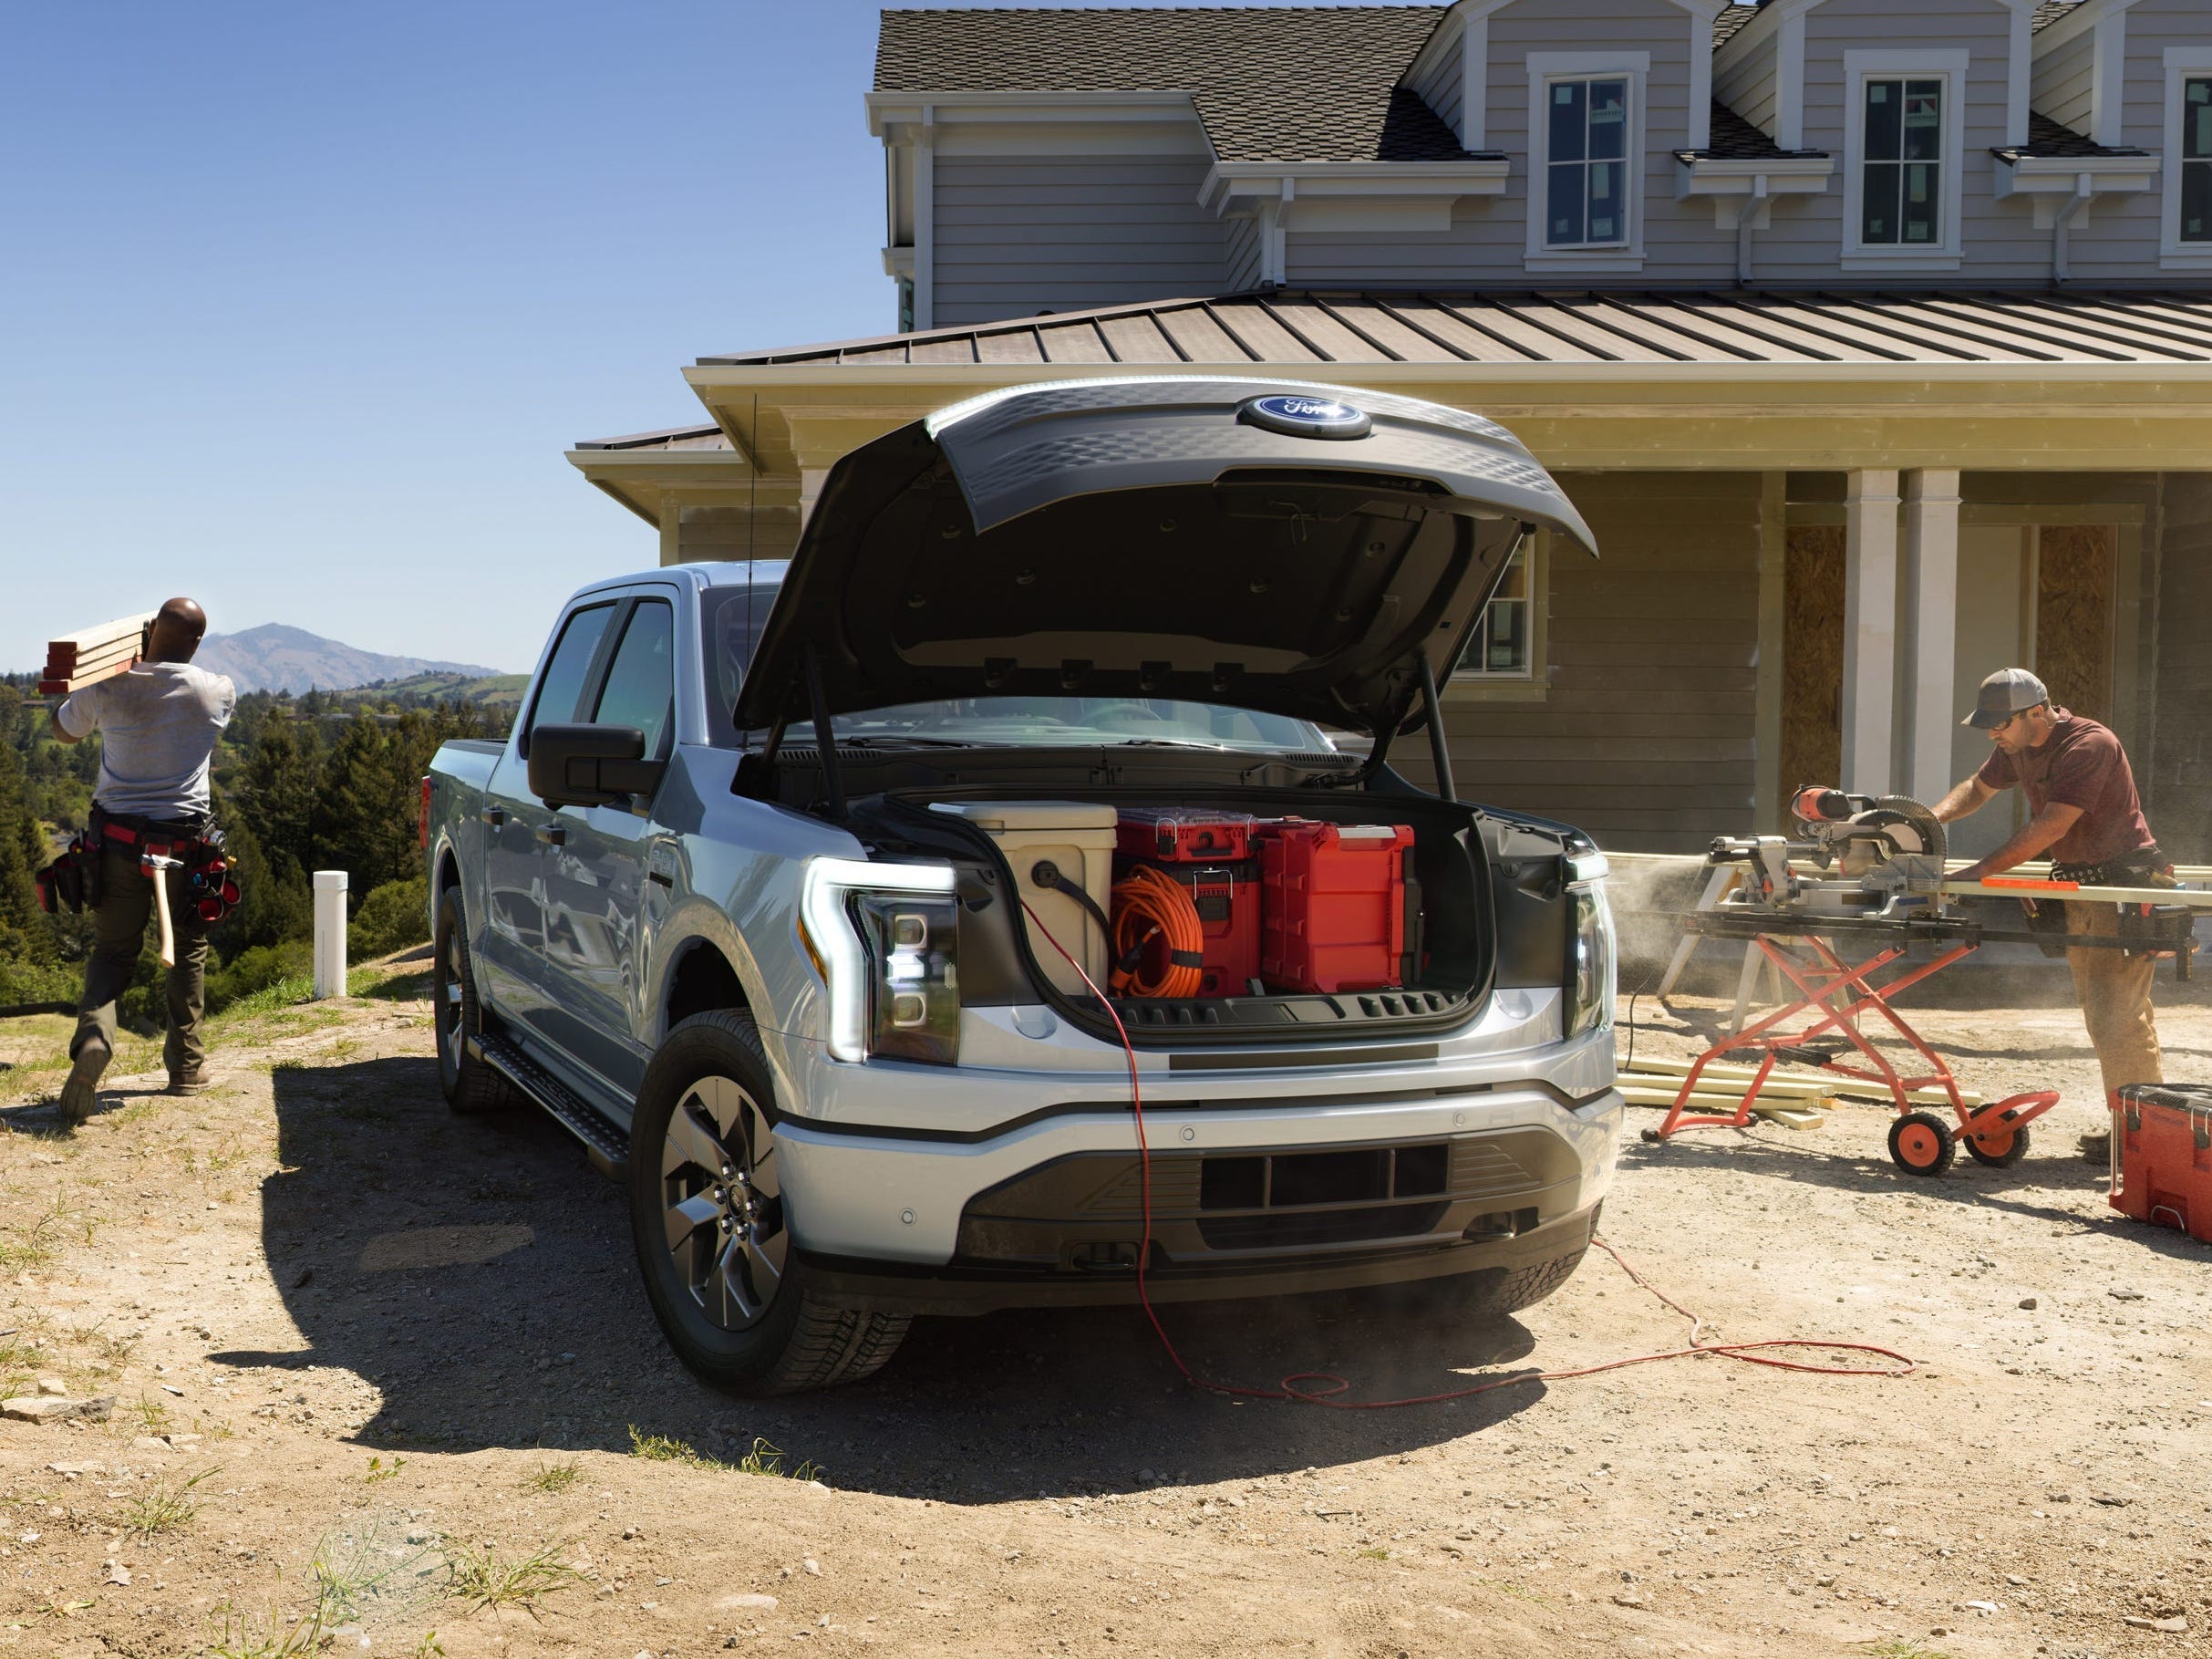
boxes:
[441,1539,580,1616]
[120,1466,220,1539]
[627,1425,728,1470]
[211,976,315,1022]
[1858,1644,1956,1659]
[1354,1546,1389,1560]
[1475,1576,1554,1610]
[735,1436,822,1482]
[363,1454,405,1484]
[0,1195,88,1270]
[314,1524,432,1624]
[527,1459,582,1493]
[129,1394,173,1436]
[202,1593,327,1659]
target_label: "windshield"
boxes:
[701,580,1338,755]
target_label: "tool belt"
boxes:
[2048,845,2170,888]
[36,807,241,925]
[2021,845,2185,964]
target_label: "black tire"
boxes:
[435,886,519,1115]
[628,1011,909,1395]
[1887,1110,1958,1177]
[1966,1120,2032,1167]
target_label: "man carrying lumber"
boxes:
[1931,667,2174,1114]
[49,598,236,1126]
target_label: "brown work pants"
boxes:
[2064,877,2174,1098]
[71,840,210,1079]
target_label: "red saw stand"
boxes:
[1646,916,2059,1177]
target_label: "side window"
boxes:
[592,599,677,757]
[1544,77,1631,249]
[526,603,616,745]
[2185,77,2211,245]
[1860,78,1944,247]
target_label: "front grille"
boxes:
[1197,1203,1449,1250]
[1198,1143,1450,1210]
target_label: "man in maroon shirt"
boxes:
[1932,668,2173,1107]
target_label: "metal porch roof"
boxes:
[698,289,2212,370]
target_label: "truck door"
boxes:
[480,599,617,1031]
[534,593,677,1097]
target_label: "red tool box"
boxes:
[1115,809,1257,864]
[2112,1084,2212,1243]
[1255,820,1416,993]
[1151,860,1263,998]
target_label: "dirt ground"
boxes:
[1,948,2208,1659]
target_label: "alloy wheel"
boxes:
[660,1074,786,1331]
[437,925,466,1077]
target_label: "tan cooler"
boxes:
[931,801,1117,996]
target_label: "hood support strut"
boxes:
[1419,654,1457,804]
[804,643,847,821]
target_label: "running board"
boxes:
[470,1032,631,1179]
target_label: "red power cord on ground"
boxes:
[1019,900,1917,1407]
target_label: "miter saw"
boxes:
[1707,786,1951,923]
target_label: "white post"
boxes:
[313,870,349,1000]
[1841,469,1901,796]
[1903,469,1962,805]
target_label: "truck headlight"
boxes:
[1564,878,1615,1040]
[800,858,961,1064]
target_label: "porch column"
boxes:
[657,489,681,566]
[1902,469,1962,805]
[1841,468,1900,795]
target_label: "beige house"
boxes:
[569,3,2212,861]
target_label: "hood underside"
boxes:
[731,376,1598,740]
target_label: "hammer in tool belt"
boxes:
[142,845,183,969]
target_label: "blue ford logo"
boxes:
[1240,392,1373,441]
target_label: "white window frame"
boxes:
[1841,48,1969,271]
[2164,47,2212,270]
[1451,535,1547,697]
[1525,50,1649,272]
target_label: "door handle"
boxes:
[480,806,506,828]
[536,824,567,847]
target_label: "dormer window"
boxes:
[1859,78,1943,247]
[2184,75,2211,244]
[1546,77,1630,247]
[1841,49,1967,269]
[1524,50,1649,271]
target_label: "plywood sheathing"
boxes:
[2035,524,2115,723]
[1782,524,1846,801]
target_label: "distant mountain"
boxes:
[194,625,503,695]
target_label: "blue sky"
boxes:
[2,1,900,674]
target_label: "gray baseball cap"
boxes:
[1962,667,2050,729]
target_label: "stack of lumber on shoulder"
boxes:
[39,612,153,696]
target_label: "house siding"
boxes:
[2031,22,2095,133]
[1405,16,1465,139]
[1393,471,1764,855]
[1713,20,1780,134]
[929,156,1228,325]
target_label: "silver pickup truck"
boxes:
[425,377,1619,1395]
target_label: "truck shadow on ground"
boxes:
[220,1054,1551,1499]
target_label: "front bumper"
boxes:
[770,1073,1622,1315]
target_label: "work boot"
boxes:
[168,1064,213,1097]
[2078,1129,2112,1165]
[58,1038,111,1127]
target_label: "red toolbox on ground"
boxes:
[2112,1084,2212,1243]
[1115,809,1257,864]
[1255,820,1417,994]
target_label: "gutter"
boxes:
[2051,173,2096,284]
[1736,176,1773,285]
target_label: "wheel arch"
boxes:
[663,938,754,1035]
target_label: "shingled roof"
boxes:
[2031,1,2081,33]
[1992,109,2149,161]
[874,5,1482,162]
[1711,4,1762,51]
[1680,99,1828,161]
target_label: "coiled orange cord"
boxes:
[1109,866,1206,998]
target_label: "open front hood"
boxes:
[731,376,1598,740]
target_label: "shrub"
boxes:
[206,940,313,1014]
[350,876,429,962]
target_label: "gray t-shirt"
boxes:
[57,662,236,821]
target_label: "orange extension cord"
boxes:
[1020,899,1917,1409]
[1107,866,1207,999]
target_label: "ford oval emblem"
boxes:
[1240,392,1373,441]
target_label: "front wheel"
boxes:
[434,887,518,1115]
[1888,1111,1958,1177]
[628,1011,909,1395]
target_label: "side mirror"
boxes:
[527,723,664,808]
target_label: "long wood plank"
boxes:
[45,611,154,656]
